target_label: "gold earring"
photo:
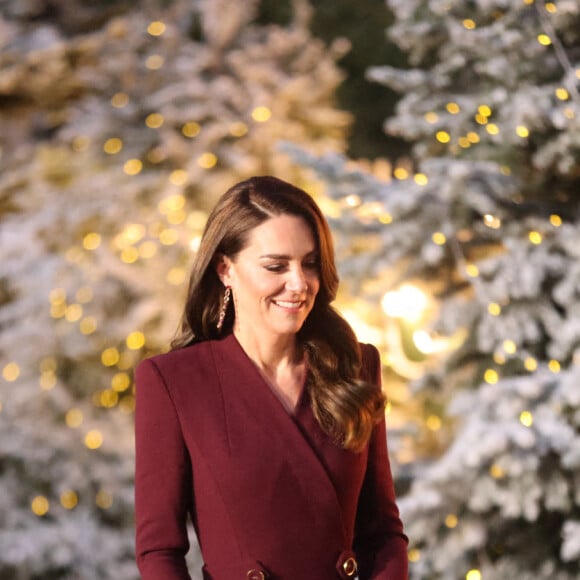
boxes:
[216,286,231,331]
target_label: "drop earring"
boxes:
[216,286,231,331]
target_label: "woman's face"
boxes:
[218,214,321,341]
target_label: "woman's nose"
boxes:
[286,267,308,292]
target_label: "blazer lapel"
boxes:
[210,333,350,545]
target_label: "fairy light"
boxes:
[424,112,439,123]
[379,213,393,224]
[65,408,83,428]
[467,131,480,143]
[426,415,442,431]
[182,121,201,138]
[550,214,562,227]
[548,359,561,373]
[466,569,482,580]
[520,411,533,427]
[103,138,123,154]
[382,285,428,322]
[123,159,143,175]
[2,362,20,382]
[96,489,113,509]
[145,54,164,69]
[486,123,500,135]
[145,113,164,128]
[197,152,217,169]
[159,228,179,245]
[117,351,134,371]
[147,147,165,164]
[139,241,157,259]
[432,232,447,245]
[555,87,569,101]
[39,370,57,390]
[475,114,487,125]
[478,105,492,117]
[85,430,103,449]
[446,102,460,114]
[394,167,409,180]
[119,396,136,414]
[463,19,476,29]
[251,106,272,122]
[60,490,78,510]
[31,496,49,517]
[111,92,129,108]
[503,340,516,354]
[537,34,551,46]
[408,549,420,563]
[436,131,451,143]
[83,233,101,250]
[528,231,543,244]
[516,125,529,138]
[458,137,471,148]
[545,2,556,12]
[101,347,120,367]
[483,214,501,229]
[100,389,119,408]
[484,369,499,384]
[167,267,187,285]
[126,331,145,350]
[524,357,538,371]
[445,514,458,528]
[414,173,428,185]
[80,317,97,335]
[147,21,166,36]
[112,372,131,392]
[169,169,188,186]
[76,287,93,303]
[465,264,479,277]
[229,121,248,137]
[488,302,501,316]
[490,464,505,479]
[65,304,83,322]
[72,136,90,152]
[120,247,139,263]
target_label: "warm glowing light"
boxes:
[382,285,428,322]
[124,159,143,175]
[344,194,361,207]
[146,113,164,128]
[2,362,20,382]
[545,2,557,12]
[478,105,492,117]
[467,132,480,143]
[550,214,562,227]
[111,92,129,108]
[494,352,506,365]
[436,131,451,143]
[169,169,188,186]
[426,415,442,431]
[119,396,136,414]
[548,359,561,373]
[488,303,501,316]
[465,264,479,277]
[40,371,57,390]
[83,232,101,250]
[490,464,505,479]
[159,228,179,245]
[503,340,516,354]
[50,288,66,304]
[393,167,409,180]
[31,496,49,516]
[229,121,248,137]
[147,21,166,36]
[414,173,428,185]
[127,331,145,350]
[85,430,103,449]
[466,569,482,580]
[516,125,529,138]
[555,87,569,101]
[446,102,460,114]
[445,514,458,528]
[60,490,78,510]
[104,137,123,154]
[120,247,139,263]
[432,232,446,245]
[424,112,438,123]
[524,357,538,371]
[483,214,501,229]
[182,121,201,138]
[76,287,93,303]
[66,408,83,428]
[379,213,393,224]
[100,389,119,408]
[528,231,543,244]
[520,411,533,427]
[197,152,217,169]
[408,549,420,563]
[475,114,488,125]
[65,304,83,322]
[167,267,187,285]
[72,136,90,152]
[486,123,499,135]
[145,54,164,69]
[80,317,97,335]
[112,372,131,392]
[458,137,471,148]
[484,369,499,384]
[463,19,476,29]
[96,489,113,509]
[537,34,551,46]
[101,347,120,367]
[251,106,272,122]
[139,241,158,258]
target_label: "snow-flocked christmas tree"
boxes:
[0,1,350,577]
[289,0,580,577]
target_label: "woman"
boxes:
[134,176,408,579]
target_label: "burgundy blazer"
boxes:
[135,333,408,579]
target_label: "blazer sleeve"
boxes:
[354,344,409,580]
[134,358,193,580]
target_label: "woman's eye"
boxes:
[304,261,318,270]
[265,264,285,272]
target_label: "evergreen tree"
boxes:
[0,0,350,577]
[289,0,580,577]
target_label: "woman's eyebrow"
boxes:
[259,251,318,260]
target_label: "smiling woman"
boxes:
[134,176,408,580]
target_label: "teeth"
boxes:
[275,300,302,308]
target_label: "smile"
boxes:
[273,300,304,309]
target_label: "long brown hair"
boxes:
[172,176,384,450]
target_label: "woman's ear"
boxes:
[215,253,233,286]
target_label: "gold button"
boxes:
[342,556,357,577]
[246,570,265,580]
